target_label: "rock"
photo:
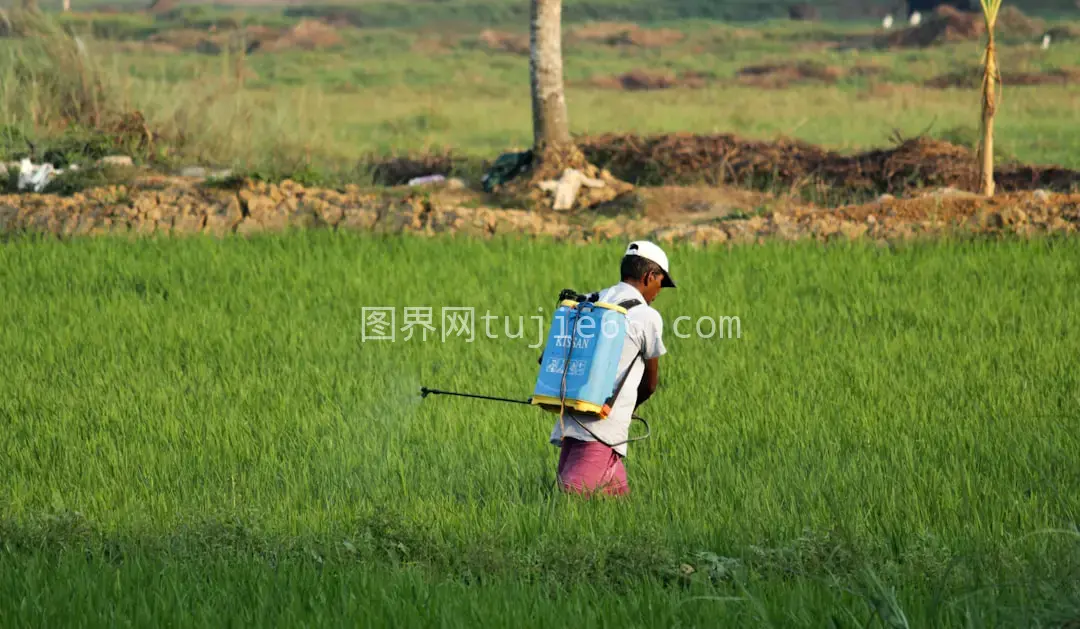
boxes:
[98,155,134,168]
[204,197,243,236]
[173,213,204,234]
[689,226,729,246]
[1000,206,1027,226]
[983,211,1005,229]
[339,208,378,232]
[839,221,869,240]
[1049,216,1075,233]
[244,195,277,221]
[877,194,894,203]
[1033,189,1051,202]
[306,198,343,227]
[180,166,208,178]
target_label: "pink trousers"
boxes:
[557,438,629,497]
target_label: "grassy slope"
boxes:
[1,233,1079,625]
[7,19,1080,182]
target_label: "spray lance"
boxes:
[419,289,652,449]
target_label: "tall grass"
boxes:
[0,15,337,176]
[4,13,1080,182]
[1,233,1079,626]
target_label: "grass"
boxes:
[4,14,1080,188]
[1,232,1079,625]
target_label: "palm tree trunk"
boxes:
[529,0,570,152]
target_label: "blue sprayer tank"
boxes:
[530,298,631,419]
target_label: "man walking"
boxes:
[550,241,675,497]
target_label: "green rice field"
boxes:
[1,232,1079,626]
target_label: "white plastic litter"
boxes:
[408,174,447,187]
[17,158,61,193]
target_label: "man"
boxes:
[549,241,675,497]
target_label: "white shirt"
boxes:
[548,282,667,457]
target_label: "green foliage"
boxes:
[55,11,157,40]
[1,234,1079,625]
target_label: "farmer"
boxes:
[549,241,674,497]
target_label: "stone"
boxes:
[204,197,243,236]
[244,195,277,221]
[180,166,208,178]
[839,221,869,240]
[1049,216,1075,233]
[234,217,264,236]
[306,198,343,227]
[1000,206,1027,226]
[877,194,894,203]
[339,208,378,232]
[1033,189,1051,202]
[689,226,728,246]
[173,214,204,234]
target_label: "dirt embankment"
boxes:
[577,134,1080,196]
[925,67,1080,89]
[883,5,1044,48]
[2,179,1077,246]
[134,19,344,55]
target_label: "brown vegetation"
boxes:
[566,22,685,48]
[477,29,530,55]
[143,19,343,54]
[925,67,1080,88]
[884,5,1043,48]
[577,133,1080,195]
[587,69,709,91]
[735,61,844,88]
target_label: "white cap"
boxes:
[625,241,676,288]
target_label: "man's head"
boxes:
[620,241,676,304]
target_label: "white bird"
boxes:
[910,11,922,26]
[883,14,894,29]
[1042,33,1051,49]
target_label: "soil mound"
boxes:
[567,22,685,48]
[885,5,1044,48]
[477,29,529,54]
[145,20,343,54]
[578,133,1080,196]
[925,67,1080,88]
[260,19,342,52]
[588,69,709,91]
[735,61,843,88]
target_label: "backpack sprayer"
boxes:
[420,289,651,448]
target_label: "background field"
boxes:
[4,1,1080,189]
[2,233,1079,626]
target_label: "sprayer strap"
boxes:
[604,298,645,408]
